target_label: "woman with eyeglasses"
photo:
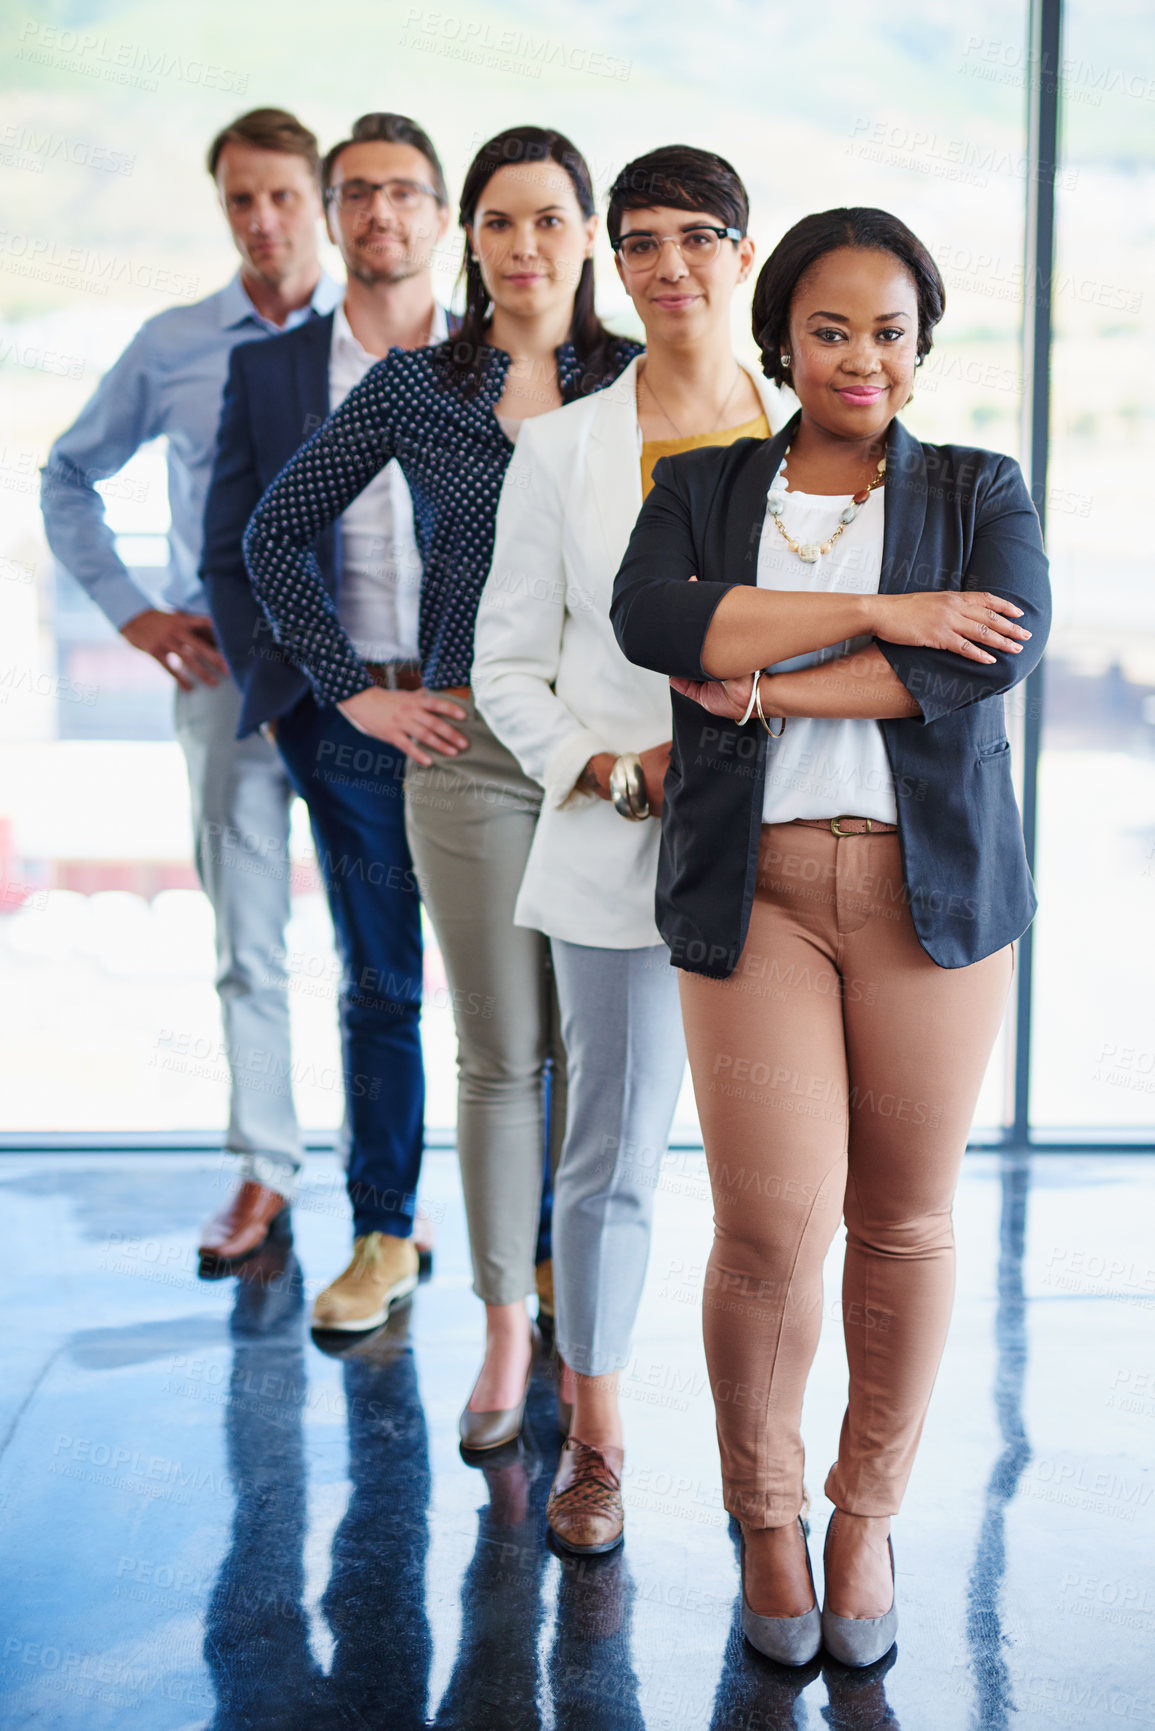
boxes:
[611,208,1050,1665]
[473,144,783,1556]
[244,126,641,1446]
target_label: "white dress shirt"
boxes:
[329,300,448,661]
[757,482,898,824]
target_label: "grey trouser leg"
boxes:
[405,698,564,1306]
[174,677,303,1196]
[549,939,686,1377]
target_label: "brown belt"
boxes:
[437,684,471,701]
[790,816,898,836]
[364,660,423,692]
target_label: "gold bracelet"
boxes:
[755,679,785,738]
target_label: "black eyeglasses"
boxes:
[611,226,743,270]
[326,178,440,212]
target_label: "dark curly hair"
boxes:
[751,207,945,387]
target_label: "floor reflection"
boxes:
[321,1309,433,1730]
[436,1438,550,1731]
[204,1241,323,1730]
[17,1151,1140,1729]
[203,1249,651,1730]
[965,1155,1033,1730]
[202,1250,916,1731]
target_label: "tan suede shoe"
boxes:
[547,1438,624,1556]
[311,1233,419,1333]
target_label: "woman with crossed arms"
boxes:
[473,144,783,1554]
[610,208,1049,1664]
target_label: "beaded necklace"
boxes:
[766,446,886,564]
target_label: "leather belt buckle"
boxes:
[366,660,422,692]
[830,817,872,836]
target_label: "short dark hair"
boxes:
[206,107,319,181]
[321,112,448,204]
[751,207,946,386]
[606,144,749,245]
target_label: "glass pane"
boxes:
[1,2,1030,1136]
[1029,0,1155,1128]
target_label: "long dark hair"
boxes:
[751,207,945,388]
[447,125,619,396]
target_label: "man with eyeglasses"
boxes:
[40,108,341,1273]
[202,113,457,1333]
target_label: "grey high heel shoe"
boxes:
[458,1324,542,1453]
[820,1513,898,1668]
[739,1518,822,1666]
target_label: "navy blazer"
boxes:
[201,312,337,736]
[610,413,1052,975]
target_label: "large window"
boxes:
[1028,0,1155,1131]
[7,0,1144,1146]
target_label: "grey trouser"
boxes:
[404,698,565,1306]
[174,676,303,1195]
[550,938,686,1377]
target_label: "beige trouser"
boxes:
[679,822,1012,1527]
[404,697,565,1306]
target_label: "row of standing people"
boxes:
[42,105,1051,1671]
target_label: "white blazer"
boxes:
[473,355,785,948]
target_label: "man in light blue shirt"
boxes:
[41,107,342,1269]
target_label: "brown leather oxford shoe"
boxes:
[547,1437,624,1556]
[198,1181,288,1276]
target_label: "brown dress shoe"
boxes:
[547,1437,624,1556]
[198,1182,288,1274]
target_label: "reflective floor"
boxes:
[0,1150,1151,1729]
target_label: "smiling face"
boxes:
[215,141,322,286]
[466,160,596,320]
[325,139,449,287]
[785,246,919,441]
[615,204,755,346]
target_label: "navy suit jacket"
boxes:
[202,309,459,737]
[610,413,1052,974]
[202,312,337,736]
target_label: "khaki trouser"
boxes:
[679,822,1012,1527]
[404,698,565,1306]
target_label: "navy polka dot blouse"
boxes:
[243,335,642,702]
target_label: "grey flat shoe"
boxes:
[739,1519,822,1667]
[458,1324,541,1453]
[821,1519,898,1668]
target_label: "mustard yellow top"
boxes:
[640,412,771,500]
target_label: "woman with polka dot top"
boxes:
[244,125,641,1448]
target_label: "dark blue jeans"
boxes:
[276,695,423,1240]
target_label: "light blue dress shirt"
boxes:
[40,270,342,629]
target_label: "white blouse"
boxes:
[757,482,898,825]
